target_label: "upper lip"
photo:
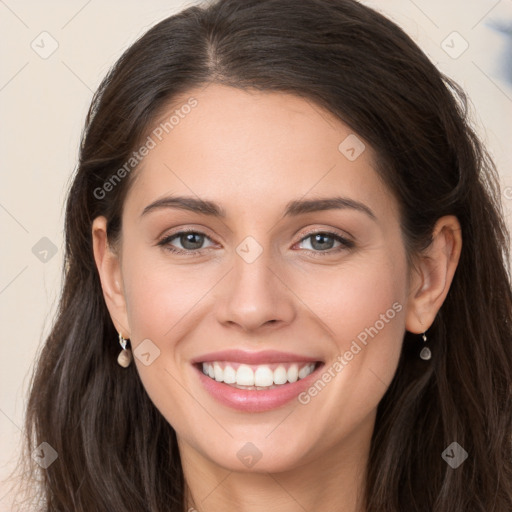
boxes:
[191,349,322,365]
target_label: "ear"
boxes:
[405,215,462,333]
[91,216,130,338]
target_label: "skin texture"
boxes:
[92,84,462,512]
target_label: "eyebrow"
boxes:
[140,195,376,221]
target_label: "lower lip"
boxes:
[194,363,324,412]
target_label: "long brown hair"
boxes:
[15,0,512,510]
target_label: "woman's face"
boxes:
[99,83,416,472]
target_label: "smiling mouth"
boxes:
[195,361,322,390]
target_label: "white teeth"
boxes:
[223,364,236,384]
[213,362,223,381]
[287,364,299,383]
[254,366,274,387]
[273,365,288,385]
[298,365,309,379]
[236,364,255,386]
[200,361,317,388]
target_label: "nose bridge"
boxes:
[216,235,295,331]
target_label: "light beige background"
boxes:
[1,0,511,509]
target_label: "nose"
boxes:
[216,245,296,333]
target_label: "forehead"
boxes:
[124,83,396,222]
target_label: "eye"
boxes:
[296,230,354,254]
[157,230,215,255]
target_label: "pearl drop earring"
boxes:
[117,332,132,367]
[419,332,431,360]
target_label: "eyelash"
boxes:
[157,228,355,257]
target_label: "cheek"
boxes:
[307,251,407,414]
[119,248,212,432]
[295,250,407,347]
[121,245,215,340]
[284,258,407,454]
